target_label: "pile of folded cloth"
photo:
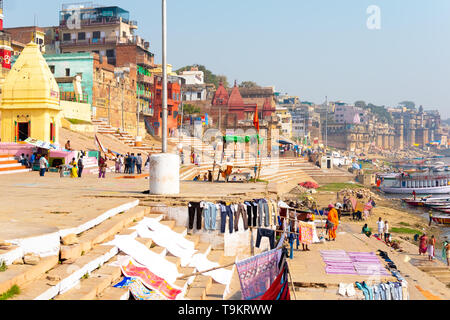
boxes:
[321,250,391,276]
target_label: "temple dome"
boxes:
[1,42,60,110]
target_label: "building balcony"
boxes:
[141,106,153,116]
[137,74,153,84]
[60,91,89,104]
[60,17,122,29]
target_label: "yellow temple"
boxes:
[0,42,62,144]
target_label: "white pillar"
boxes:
[150,153,180,195]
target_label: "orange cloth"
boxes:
[327,208,339,240]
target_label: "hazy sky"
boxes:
[4,0,450,118]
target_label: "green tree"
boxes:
[182,104,201,115]
[399,101,416,110]
[365,103,393,124]
[239,81,259,88]
[355,100,367,109]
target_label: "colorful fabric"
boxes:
[236,249,281,300]
[121,259,182,300]
[419,236,428,254]
[259,265,290,301]
[298,222,313,245]
[114,277,165,300]
[321,251,390,276]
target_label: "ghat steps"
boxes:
[4,202,233,300]
[0,154,31,175]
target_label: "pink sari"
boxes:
[419,236,428,254]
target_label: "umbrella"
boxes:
[299,181,319,189]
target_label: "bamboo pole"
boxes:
[285,259,297,300]
[176,262,236,280]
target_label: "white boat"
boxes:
[379,173,450,194]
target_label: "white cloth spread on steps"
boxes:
[132,223,197,267]
[107,235,181,285]
[188,253,233,285]
[140,218,195,251]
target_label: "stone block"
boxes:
[61,234,79,246]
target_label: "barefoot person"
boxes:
[327,204,339,241]
[428,235,436,261]
[442,238,449,267]
[377,218,385,240]
[419,234,428,256]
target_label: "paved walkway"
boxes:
[288,222,450,300]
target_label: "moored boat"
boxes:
[431,215,450,225]
[378,173,450,194]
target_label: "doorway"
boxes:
[18,122,30,141]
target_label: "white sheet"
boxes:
[107,235,181,285]
[188,253,233,285]
[139,218,195,251]
[306,222,321,243]
[132,224,197,267]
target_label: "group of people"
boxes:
[418,234,440,262]
[114,153,148,175]
[19,153,37,169]
[68,156,85,178]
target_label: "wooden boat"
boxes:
[431,215,450,225]
[379,173,450,194]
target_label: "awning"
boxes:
[25,138,57,150]
[278,136,296,145]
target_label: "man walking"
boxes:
[136,153,143,174]
[130,153,137,174]
[377,217,385,239]
[39,155,49,177]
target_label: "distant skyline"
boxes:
[4,0,450,118]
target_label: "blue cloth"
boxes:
[382,283,391,300]
[355,282,369,300]
[378,284,386,300]
[373,284,381,300]
[220,205,234,234]
[203,202,217,231]
[388,282,398,300]
[394,282,403,300]
[362,282,373,300]
[391,270,405,281]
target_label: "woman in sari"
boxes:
[419,234,428,255]
[70,163,78,178]
[327,204,339,241]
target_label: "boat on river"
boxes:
[378,173,450,194]
[431,215,450,225]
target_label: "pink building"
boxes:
[334,105,366,124]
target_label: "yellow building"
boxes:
[152,64,177,76]
[275,106,293,138]
[0,42,62,144]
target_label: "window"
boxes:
[197,92,202,99]
[106,49,115,57]
[93,31,101,39]
[78,32,86,40]
[65,68,70,77]
[49,66,55,74]
[63,33,71,41]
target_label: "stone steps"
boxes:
[9,206,160,300]
[60,206,149,261]
[0,256,59,296]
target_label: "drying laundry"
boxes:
[188,253,233,285]
[259,265,290,301]
[140,218,195,251]
[120,258,182,300]
[114,277,165,300]
[298,222,314,245]
[132,223,197,267]
[236,248,280,300]
[107,235,182,285]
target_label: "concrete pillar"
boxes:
[149,153,180,195]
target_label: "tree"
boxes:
[182,104,201,115]
[399,101,416,110]
[355,101,367,109]
[366,103,393,124]
[176,64,229,88]
[239,81,259,88]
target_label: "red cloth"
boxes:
[253,109,260,132]
[259,265,291,301]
